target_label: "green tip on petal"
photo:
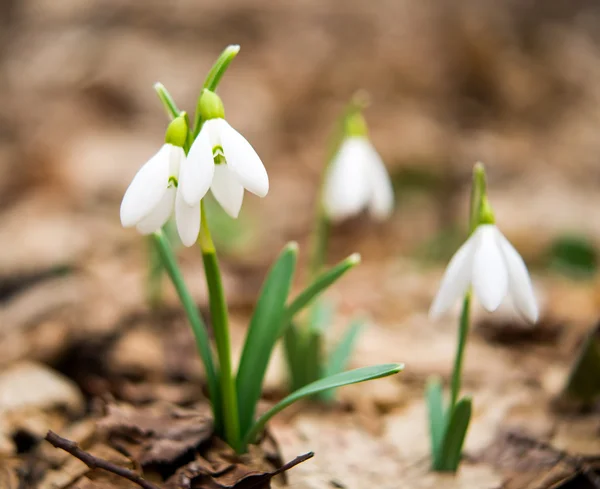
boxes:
[345,111,368,138]
[165,113,189,147]
[199,89,225,121]
[478,196,496,225]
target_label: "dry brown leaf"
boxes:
[99,402,213,466]
[165,439,312,489]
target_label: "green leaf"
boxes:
[425,377,446,466]
[436,397,472,472]
[243,363,404,448]
[303,329,325,387]
[561,323,600,406]
[236,243,298,437]
[281,254,360,332]
[318,318,364,402]
[283,322,305,392]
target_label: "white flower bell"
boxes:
[179,90,269,220]
[120,116,201,247]
[429,223,538,323]
[322,111,393,222]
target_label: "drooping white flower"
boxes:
[322,137,394,222]
[429,224,538,322]
[120,143,201,247]
[179,118,269,219]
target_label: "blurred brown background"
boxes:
[2,3,600,487]
[4,0,600,274]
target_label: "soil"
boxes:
[1,1,600,488]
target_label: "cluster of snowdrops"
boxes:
[119,46,538,471]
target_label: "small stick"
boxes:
[45,430,162,489]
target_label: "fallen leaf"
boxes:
[99,402,213,466]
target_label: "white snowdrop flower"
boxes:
[120,143,185,236]
[120,115,201,247]
[322,136,394,222]
[179,90,269,219]
[429,224,538,323]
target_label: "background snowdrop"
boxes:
[322,110,394,222]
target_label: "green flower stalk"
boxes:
[426,162,539,472]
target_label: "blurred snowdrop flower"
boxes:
[322,111,393,222]
[429,223,538,323]
[120,116,201,247]
[179,89,269,220]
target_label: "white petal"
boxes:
[135,186,176,235]
[211,164,244,218]
[471,225,508,312]
[120,145,170,227]
[496,231,539,322]
[168,144,185,177]
[218,119,269,197]
[322,138,372,222]
[365,142,394,220]
[180,125,215,205]
[429,233,478,319]
[175,189,201,247]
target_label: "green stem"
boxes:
[192,45,240,140]
[154,82,181,120]
[147,235,164,309]
[449,293,471,410]
[198,201,241,451]
[151,231,221,429]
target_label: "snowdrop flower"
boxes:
[322,112,393,222]
[179,89,269,220]
[429,223,538,322]
[120,116,201,247]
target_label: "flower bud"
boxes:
[164,113,189,147]
[198,89,225,121]
[344,111,368,138]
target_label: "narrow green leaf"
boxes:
[243,363,404,448]
[304,329,324,387]
[281,254,360,333]
[236,243,298,437]
[436,397,472,472]
[283,322,305,392]
[425,377,446,467]
[318,318,364,402]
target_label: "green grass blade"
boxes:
[281,254,360,332]
[243,363,404,447]
[425,377,446,467]
[318,318,364,402]
[436,397,472,472]
[236,243,298,437]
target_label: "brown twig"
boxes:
[45,430,162,489]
